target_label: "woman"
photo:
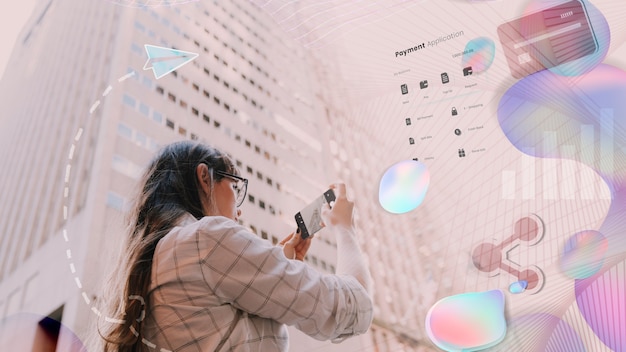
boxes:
[100,141,373,351]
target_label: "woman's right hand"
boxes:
[320,183,354,231]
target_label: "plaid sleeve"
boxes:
[197,216,373,341]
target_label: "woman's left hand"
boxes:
[280,230,312,261]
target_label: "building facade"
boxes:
[0,0,441,351]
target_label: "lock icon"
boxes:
[451,107,458,116]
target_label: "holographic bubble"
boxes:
[378,160,429,214]
[498,313,586,351]
[576,258,626,352]
[425,289,507,351]
[520,0,610,77]
[461,37,495,74]
[104,0,198,7]
[560,230,608,279]
[508,280,527,294]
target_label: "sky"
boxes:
[0,0,37,79]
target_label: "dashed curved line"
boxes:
[63,70,171,350]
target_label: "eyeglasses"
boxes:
[215,170,248,207]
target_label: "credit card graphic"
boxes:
[497,0,598,79]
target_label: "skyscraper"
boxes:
[0,0,444,351]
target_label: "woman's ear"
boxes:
[196,163,212,197]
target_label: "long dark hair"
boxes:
[99,141,236,352]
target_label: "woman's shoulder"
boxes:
[157,215,259,255]
[181,215,258,243]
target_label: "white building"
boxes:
[0,0,445,351]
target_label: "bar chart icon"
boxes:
[501,109,615,200]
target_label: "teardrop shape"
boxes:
[509,280,528,294]
[378,160,429,214]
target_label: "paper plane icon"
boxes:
[143,44,199,79]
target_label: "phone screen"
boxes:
[295,189,336,239]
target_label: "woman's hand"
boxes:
[320,183,355,231]
[280,230,312,261]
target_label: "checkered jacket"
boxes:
[142,214,373,351]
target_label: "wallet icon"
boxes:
[420,80,428,89]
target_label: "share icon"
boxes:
[472,214,546,294]
[143,44,199,79]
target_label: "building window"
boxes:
[213,120,220,128]
[236,159,243,167]
[245,140,251,148]
[152,111,163,123]
[135,132,147,148]
[180,100,188,109]
[246,166,253,174]
[134,21,146,32]
[248,194,255,203]
[261,231,268,239]
[256,171,263,180]
[258,200,265,209]
[156,86,164,95]
[254,145,261,154]
[213,96,220,104]
[190,133,198,140]
[106,191,125,210]
[142,76,152,89]
[192,83,199,91]
[266,178,273,186]
[122,94,136,108]
[112,155,143,179]
[168,92,176,102]
[203,114,210,123]
[130,43,143,55]
[117,123,132,139]
[179,126,187,136]
[139,103,149,116]
[166,119,175,129]
[191,107,199,116]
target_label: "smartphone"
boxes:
[295,189,336,239]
